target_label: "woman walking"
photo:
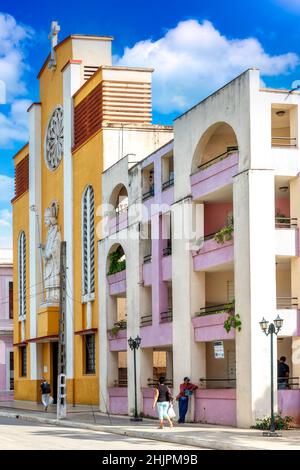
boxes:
[152,376,173,429]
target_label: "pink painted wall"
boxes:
[141,387,174,418]
[108,270,126,296]
[275,197,290,218]
[162,255,172,281]
[192,238,234,271]
[0,263,13,393]
[204,203,233,236]
[191,152,238,201]
[278,390,300,424]
[109,211,128,235]
[192,313,235,342]
[140,322,172,348]
[108,387,128,415]
[108,329,127,352]
[194,388,236,426]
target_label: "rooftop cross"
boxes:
[48,21,60,70]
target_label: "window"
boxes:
[20,346,27,377]
[9,352,14,390]
[82,186,95,298]
[18,232,26,319]
[85,334,95,374]
[9,282,13,319]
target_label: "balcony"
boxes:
[275,218,298,257]
[160,309,173,323]
[142,186,154,201]
[162,177,174,191]
[142,256,152,286]
[272,136,297,148]
[140,314,152,327]
[108,321,127,351]
[108,208,128,235]
[276,297,300,337]
[107,269,126,296]
[191,148,238,201]
[192,303,235,341]
[192,232,234,271]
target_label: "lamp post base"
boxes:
[262,431,282,437]
[130,417,143,422]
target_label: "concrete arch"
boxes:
[191,122,239,174]
[106,242,126,275]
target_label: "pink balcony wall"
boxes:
[192,238,234,271]
[108,387,128,415]
[108,270,126,296]
[140,322,172,348]
[162,255,172,281]
[192,313,235,342]
[108,329,127,351]
[142,387,174,418]
[191,152,238,201]
[278,390,300,424]
[194,388,236,426]
[109,211,128,235]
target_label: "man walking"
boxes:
[40,378,52,411]
[278,356,290,390]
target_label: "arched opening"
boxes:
[109,184,128,215]
[192,122,238,174]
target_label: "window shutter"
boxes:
[18,232,26,319]
[82,186,95,296]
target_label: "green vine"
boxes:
[223,313,242,333]
[107,246,126,275]
[214,223,234,244]
[109,319,127,337]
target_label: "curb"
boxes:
[0,410,256,450]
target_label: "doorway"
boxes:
[51,342,58,404]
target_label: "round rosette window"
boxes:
[45,105,64,170]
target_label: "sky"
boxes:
[1,0,300,248]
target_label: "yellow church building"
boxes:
[12,24,173,405]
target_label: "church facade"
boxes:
[12,28,172,404]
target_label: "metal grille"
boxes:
[18,232,26,319]
[85,334,96,374]
[20,346,27,377]
[82,186,95,296]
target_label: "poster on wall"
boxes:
[213,340,224,359]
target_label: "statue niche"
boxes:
[40,201,61,306]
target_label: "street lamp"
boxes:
[259,315,284,436]
[128,335,143,422]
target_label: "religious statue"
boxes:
[40,201,61,305]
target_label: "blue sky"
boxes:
[1,0,300,247]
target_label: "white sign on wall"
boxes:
[213,341,224,359]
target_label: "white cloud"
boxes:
[0,174,14,202]
[0,13,33,148]
[116,19,299,113]
[0,208,12,249]
[0,98,31,146]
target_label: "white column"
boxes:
[172,199,206,421]
[234,169,277,427]
[62,61,81,379]
[28,103,41,380]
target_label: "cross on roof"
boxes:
[48,21,60,70]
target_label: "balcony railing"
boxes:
[195,302,234,317]
[142,186,154,201]
[272,136,297,148]
[113,379,128,388]
[199,378,236,389]
[278,377,299,389]
[143,254,152,263]
[275,217,297,229]
[277,297,299,309]
[160,309,173,323]
[162,177,174,191]
[197,146,238,172]
[140,314,152,326]
[147,378,173,388]
[163,246,172,257]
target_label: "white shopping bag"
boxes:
[49,396,54,406]
[168,404,176,419]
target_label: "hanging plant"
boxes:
[214,224,234,244]
[109,319,127,337]
[223,313,242,333]
[107,246,126,275]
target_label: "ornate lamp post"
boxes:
[128,336,143,422]
[259,315,284,436]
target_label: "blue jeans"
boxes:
[178,396,189,423]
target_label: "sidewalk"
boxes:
[0,400,299,450]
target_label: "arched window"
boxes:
[18,231,26,319]
[82,185,95,298]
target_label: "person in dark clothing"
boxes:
[176,377,198,423]
[152,376,173,429]
[278,356,290,389]
[40,378,52,411]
